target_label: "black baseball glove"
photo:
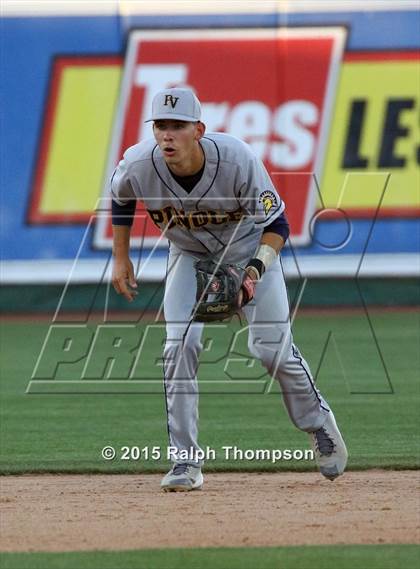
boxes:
[192,259,256,322]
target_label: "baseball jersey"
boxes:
[111,132,284,263]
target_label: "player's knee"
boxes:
[163,336,202,375]
[248,330,292,368]
[251,342,291,374]
[182,336,203,361]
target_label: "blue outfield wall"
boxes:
[0,8,419,273]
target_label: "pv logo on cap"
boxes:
[164,95,179,109]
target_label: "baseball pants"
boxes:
[163,246,330,465]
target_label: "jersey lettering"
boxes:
[147,206,244,231]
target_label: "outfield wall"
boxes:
[1,1,419,288]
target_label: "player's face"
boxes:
[153,120,204,167]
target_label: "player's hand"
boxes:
[111,257,138,302]
[238,267,258,307]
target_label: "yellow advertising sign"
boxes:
[30,58,121,222]
[321,54,419,215]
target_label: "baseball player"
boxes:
[111,88,348,492]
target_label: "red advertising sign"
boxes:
[94,28,346,248]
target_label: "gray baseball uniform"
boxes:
[111,132,330,465]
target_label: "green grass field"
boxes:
[1,311,419,474]
[1,311,419,569]
[1,545,419,569]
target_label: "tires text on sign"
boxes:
[94,28,346,248]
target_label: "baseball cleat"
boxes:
[161,463,203,492]
[309,411,348,481]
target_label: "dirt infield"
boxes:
[1,470,419,552]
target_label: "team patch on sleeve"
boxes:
[259,190,278,217]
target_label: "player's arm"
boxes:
[259,231,285,253]
[240,213,289,305]
[238,152,288,280]
[246,212,289,280]
[111,199,138,302]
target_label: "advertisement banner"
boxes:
[1,4,419,281]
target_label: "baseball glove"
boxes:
[192,259,255,322]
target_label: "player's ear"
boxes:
[195,121,206,140]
